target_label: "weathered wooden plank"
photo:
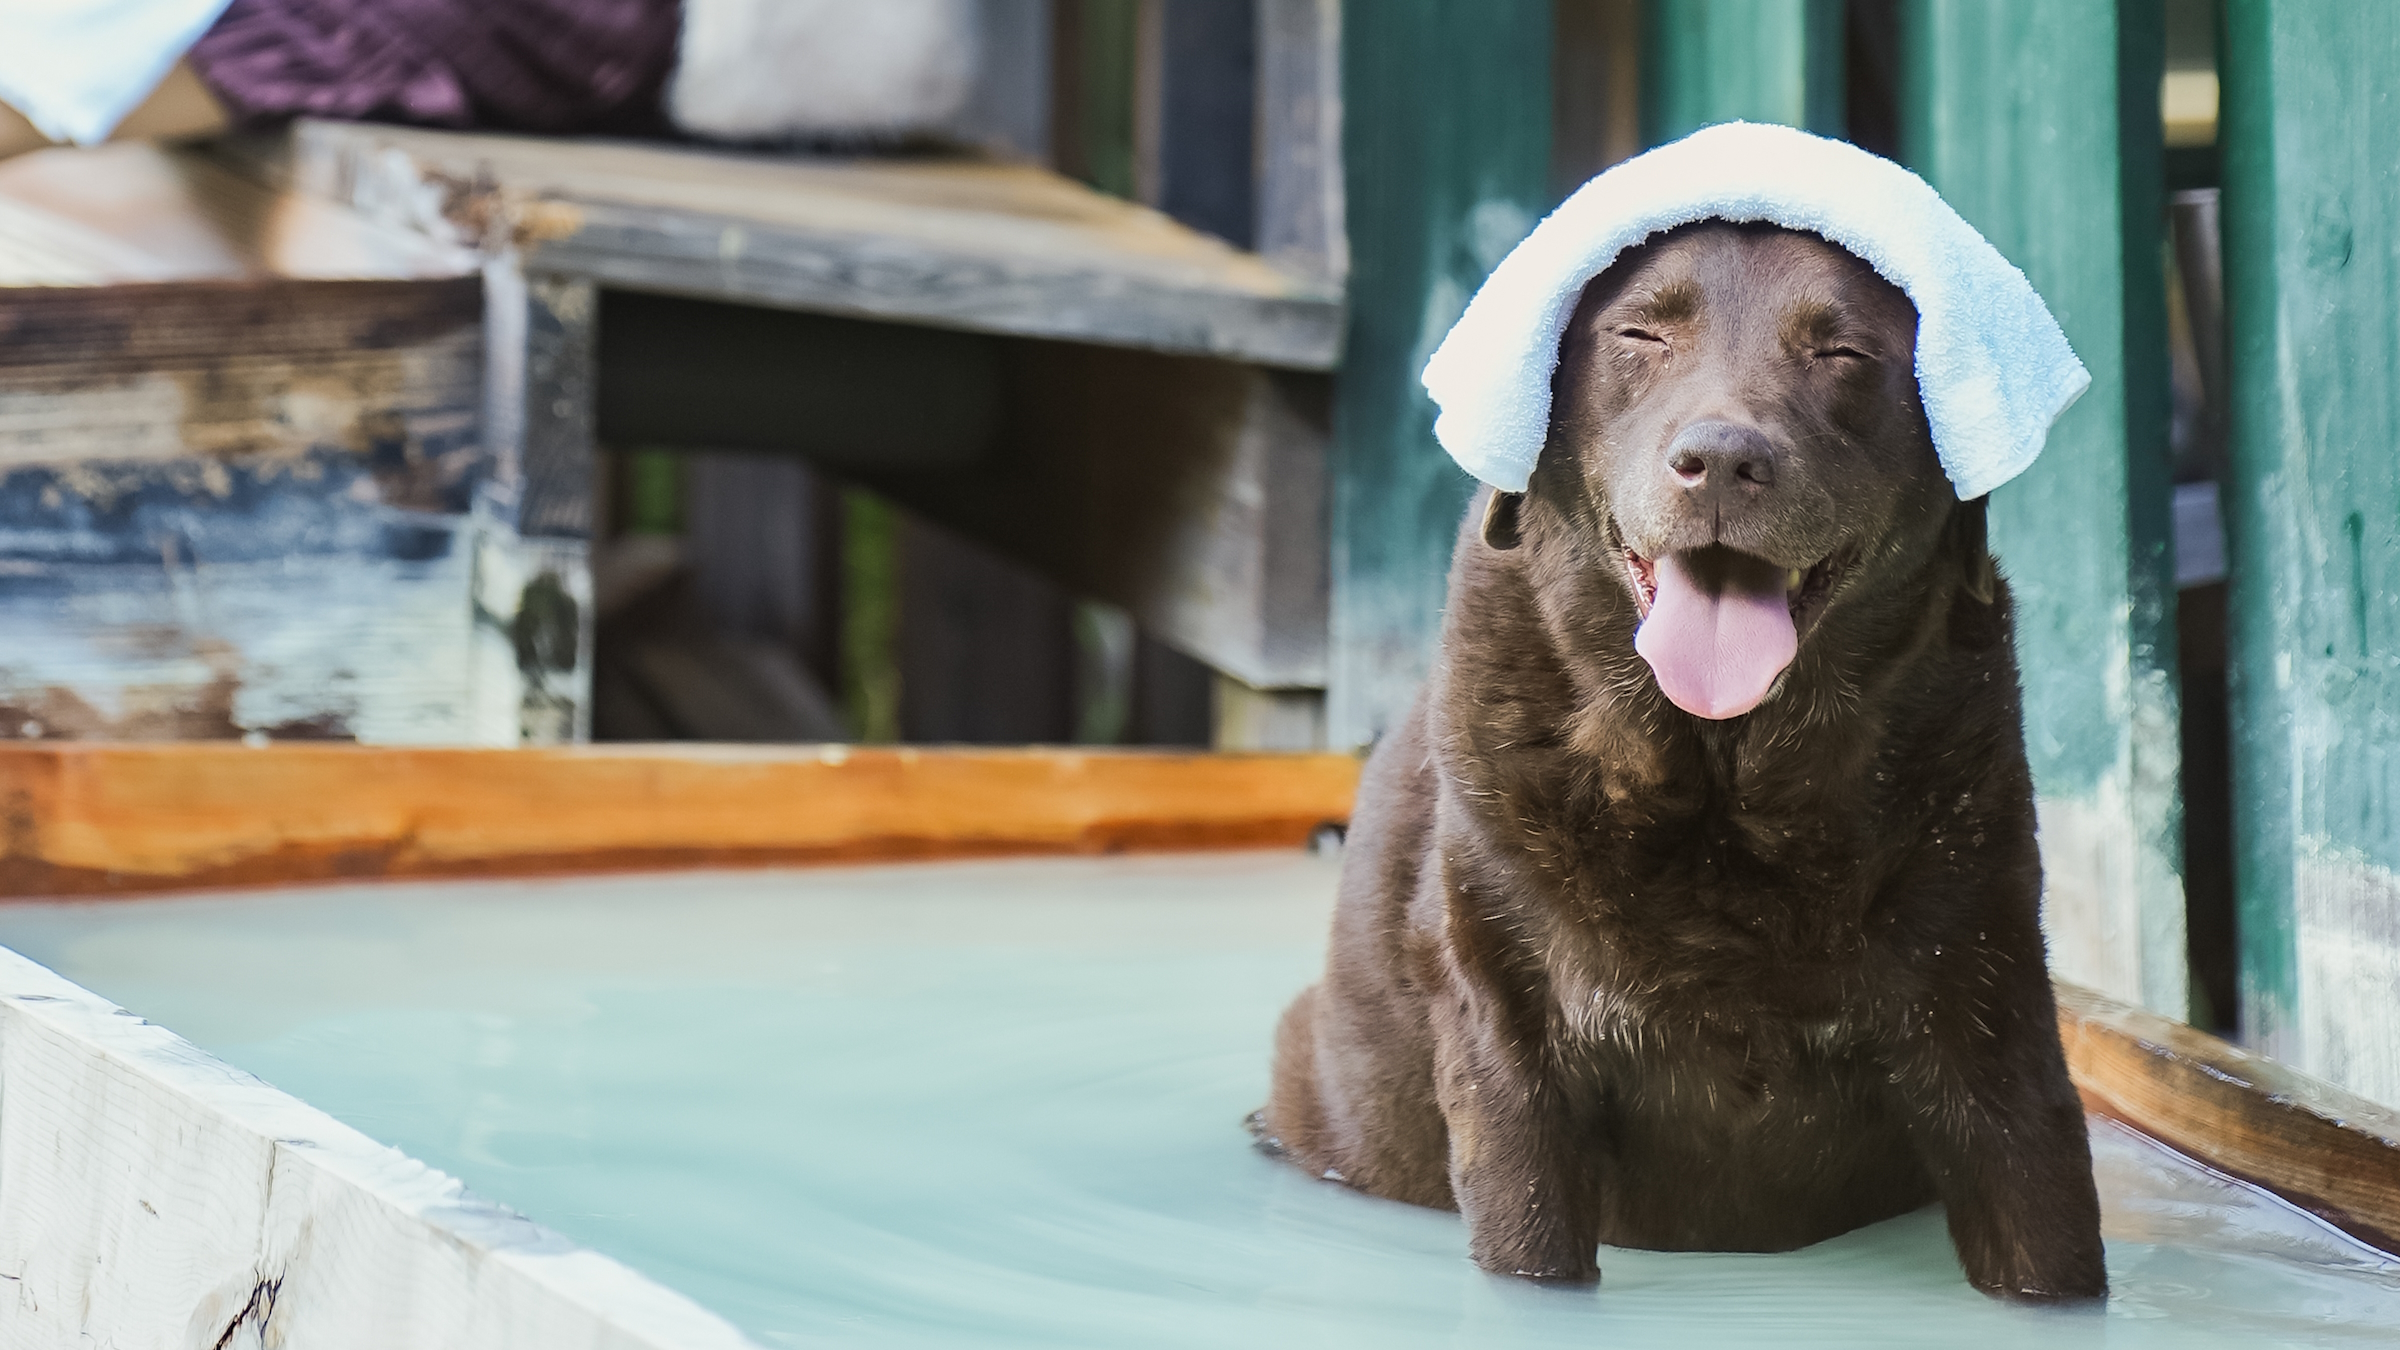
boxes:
[0,945,760,1349]
[1256,0,1348,284]
[1329,0,1551,747]
[1641,0,1845,143]
[0,275,480,371]
[0,275,520,745]
[2058,980,2400,1255]
[0,138,595,748]
[2218,2,2400,1105]
[1899,0,2185,1018]
[0,743,1363,896]
[247,120,1345,370]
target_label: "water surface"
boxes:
[5,853,2396,1348]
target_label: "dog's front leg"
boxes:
[1882,943,2107,1301]
[1426,906,1601,1283]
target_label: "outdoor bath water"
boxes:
[3,852,2396,1348]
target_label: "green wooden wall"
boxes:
[1329,0,1552,747]
[1896,0,2184,1019]
[2220,0,2400,1103]
[1641,0,1846,142]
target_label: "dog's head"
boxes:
[1509,220,1972,720]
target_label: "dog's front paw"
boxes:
[1469,1237,1601,1285]
[1496,1261,1602,1286]
[1966,1248,2107,1304]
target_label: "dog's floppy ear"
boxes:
[1482,491,1524,551]
[1957,494,1996,604]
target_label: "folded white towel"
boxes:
[1421,122,2087,500]
[0,0,231,145]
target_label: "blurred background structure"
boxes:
[1,0,2398,1115]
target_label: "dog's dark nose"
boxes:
[1666,421,1778,493]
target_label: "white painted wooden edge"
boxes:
[0,946,761,1350]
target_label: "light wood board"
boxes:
[2059,979,2400,1254]
[0,743,1362,895]
[0,945,758,1349]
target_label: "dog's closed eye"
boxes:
[1615,326,1669,349]
[1810,344,1874,363]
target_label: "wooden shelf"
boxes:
[244,120,1346,370]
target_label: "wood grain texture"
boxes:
[0,142,594,748]
[2219,1,2400,1107]
[2058,980,2400,1254]
[247,119,1344,370]
[0,946,759,1349]
[1901,0,2185,1019]
[1329,1,1551,746]
[0,744,1362,896]
[1256,0,1347,283]
[0,274,592,748]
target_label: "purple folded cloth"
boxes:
[188,0,681,134]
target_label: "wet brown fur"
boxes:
[1257,223,2106,1300]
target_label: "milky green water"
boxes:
[5,853,2398,1348]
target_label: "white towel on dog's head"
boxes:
[1420,122,2087,501]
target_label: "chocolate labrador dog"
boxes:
[1255,220,2105,1301]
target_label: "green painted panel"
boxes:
[2219,1,2400,1077]
[1641,0,1845,143]
[1330,1,1551,746]
[1899,0,2184,1015]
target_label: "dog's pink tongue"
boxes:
[1635,551,1798,719]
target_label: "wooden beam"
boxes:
[2058,980,2400,1255]
[1641,0,1845,144]
[248,120,1344,371]
[0,946,760,1349]
[0,744,1362,897]
[1329,0,1551,747]
[1900,0,2185,1019]
[2218,2,2400,1105]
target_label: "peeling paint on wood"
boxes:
[1330,0,1551,747]
[2219,1,2400,1109]
[232,118,1347,370]
[1901,0,2186,1018]
[0,149,590,747]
